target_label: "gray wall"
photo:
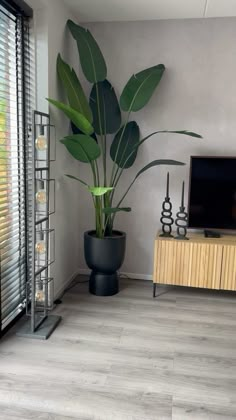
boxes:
[74,18,236,278]
[33,0,81,296]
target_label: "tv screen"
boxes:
[188,157,236,230]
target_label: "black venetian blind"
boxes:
[0,0,33,333]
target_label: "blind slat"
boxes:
[1,255,25,278]
[0,2,33,332]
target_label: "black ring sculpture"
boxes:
[175,181,189,240]
[159,172,174,237]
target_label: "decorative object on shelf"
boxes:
[35,181,47,204]
[175,181,189,240]
[47,19,201,296]
[35,125,47,151]
[17,110,61,340]
[35,289,45,304]
[35,231,46,255]
[35,228,55,269]
[159,172,174,237]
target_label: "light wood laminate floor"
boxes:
[1,277,236,419]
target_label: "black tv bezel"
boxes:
[187,155,236,231]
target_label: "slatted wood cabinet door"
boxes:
[220,245,236,290]
[153,234,224,290]
[154,239,192,287]
[188,242,222,289]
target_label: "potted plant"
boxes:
[47,20,201,296]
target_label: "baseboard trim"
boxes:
[54,269,81,300]
[55,269,152,301]
[77,268,152,281]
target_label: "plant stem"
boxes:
[103,132,107,186]
[95,83,107,187]
[110,135,144,201]
[91,161,98,186]
[103,191,113,235]
[103,207,112,235]
[111,178,135,226]
[95,196,103,238]
[94,160,100,186]
[91,161,102,237]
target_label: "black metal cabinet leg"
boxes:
[153,283,157,298]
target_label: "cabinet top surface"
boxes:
[156,231,236,245]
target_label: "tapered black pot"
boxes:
[84,230,126,296]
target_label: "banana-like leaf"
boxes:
[89,80,121,134]
[135,159,184,179]
[57,54,92,122]
[60,134,101,162]
[117,159,184,208]
[47,98,93,135]
[118,130,202,169]
[65,174,88,186]
[88,187,113,196]
[67,20,107,83]
[120,64,165,112]
[71,122,98,143]
[110,121,140,168]
[102,207,131,214]
[138,131,202,149]
[166,130,202,138]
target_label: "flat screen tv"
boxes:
[188,156,236,230]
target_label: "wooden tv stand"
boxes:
[153,232,236,296]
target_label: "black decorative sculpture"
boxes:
[159,172,174,237]
[175,181,189,240]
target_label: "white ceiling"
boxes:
[63,0,236,22]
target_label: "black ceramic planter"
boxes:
[84,230,126,296]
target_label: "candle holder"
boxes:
[159,172,174,237]
[175,181,189,240]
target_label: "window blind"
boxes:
[0,0,33,332]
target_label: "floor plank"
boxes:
[1,277,236,419]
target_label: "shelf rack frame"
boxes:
[17,110,61,339]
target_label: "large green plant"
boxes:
[47,20,201,238]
